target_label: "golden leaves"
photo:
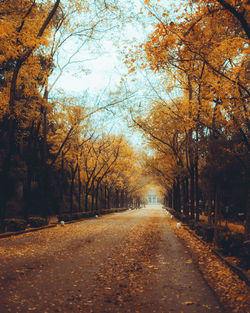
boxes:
[173,222,250,313]
[182,301,194,305]
[127,0,249,196]
[147,264,159,270]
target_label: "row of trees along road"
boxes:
[0,0,146,220]
[130,0,249,239]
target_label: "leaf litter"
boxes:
[169,217,250,313]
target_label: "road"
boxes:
[0,205,225,313]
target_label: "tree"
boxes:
[128,0,249,237]
[0,0,61,218]
[0,0,137,219]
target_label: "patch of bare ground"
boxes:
[169,218,250,313]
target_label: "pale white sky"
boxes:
[48,1,156,95]
[51,41,123,93]
[48,0,169,147]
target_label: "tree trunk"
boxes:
[70,173,74,217]
[195,158,200,222]
[172,187,175,210]
[70,163,78,216]
[168,190,172,208]
[176,178,181,212]
[190,164,195,219]
[108,188,111,209]
[185,177,189,216]
[95,186,99,211]
[91,191,95,211]
[121,190,124,208]
[115,189,119,208]
[244,173,250,239]
[78,166,81,212]
[22,163,32,218]
[84,188,89,212]
[124,191,128,208]
[181,179,185,214]
[104,186,107,210]
[59,156,64,215]
[213,183,219,244]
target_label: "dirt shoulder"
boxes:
[167,214,250,313]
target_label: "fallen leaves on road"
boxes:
[185,259,193,264]
[169,218,250,313]
[77,218,163,312]
[182,301,194,305]
[1,208,244,313]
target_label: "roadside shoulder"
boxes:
[167,218,250,313]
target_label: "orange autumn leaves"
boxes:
[0,1,148,218]
[129,0,249,159]
[130,0,249,139]
[126,0,249,232]
[172,219,250,313]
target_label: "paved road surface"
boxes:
[0,205,225,313]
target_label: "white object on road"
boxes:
[170,215,173,219]
[166,211,169,215]
[95,215,98,218]
[176,222,181,228]
[60,221,65,226]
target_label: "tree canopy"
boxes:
[0,0,249,238]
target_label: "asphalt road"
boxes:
[0,205,225,313]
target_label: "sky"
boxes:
[49,19,150,94]
[51,41,122,93]
[47,0,168,148]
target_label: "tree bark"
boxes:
[70,163,78,216]
[185,176,189,216]
[216,0,250,40]
[195,158,200,221]
[78,166,81,212]
[95,186,99,211]
[108,188,111,209]
[213,182,219,244]
[190,165,195,219]
[84,188,89,212]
